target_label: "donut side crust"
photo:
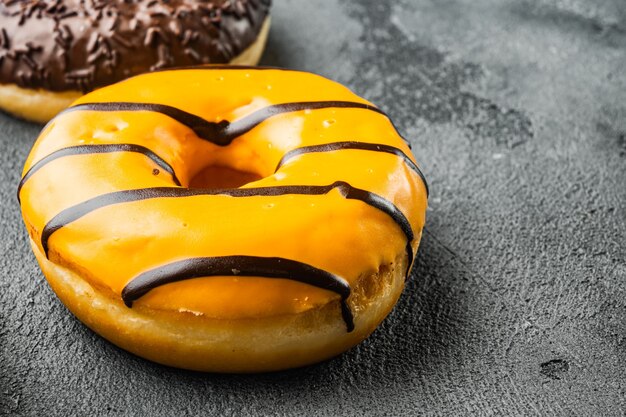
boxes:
[31,235,407,373]
[0,18,270,124]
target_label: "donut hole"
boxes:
[188,165,263,189]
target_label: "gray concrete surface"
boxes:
[1,0,625,415]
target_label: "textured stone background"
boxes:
[1,0,625,415]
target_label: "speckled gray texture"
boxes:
[1,0,625,415]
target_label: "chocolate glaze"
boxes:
[121,255,355,331]
[17,143,180,200]
[0,0,271,92]
[275,141,430,197]
[40,181,414,268]
[61,101,387,146]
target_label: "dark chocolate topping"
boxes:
[0,0,271,92]
[275,141,429,196]
[40,181,415,266]
[17,143,180,200]
[137,64,416,150]
[61,101,387,146]
[121,255,355,331]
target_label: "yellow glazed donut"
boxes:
[18,66,428,372]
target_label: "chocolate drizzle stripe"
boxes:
[59,101,387,146]
[121,255,355,332]
[17,144,181,200]
[145,66,412,150]
[275,141,430,197]
[41,182,414,273]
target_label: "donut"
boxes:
[0,0,271,123]
[18,66,429,372]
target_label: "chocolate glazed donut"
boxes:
[0,0,271,122]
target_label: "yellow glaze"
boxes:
[20,67,428,320]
